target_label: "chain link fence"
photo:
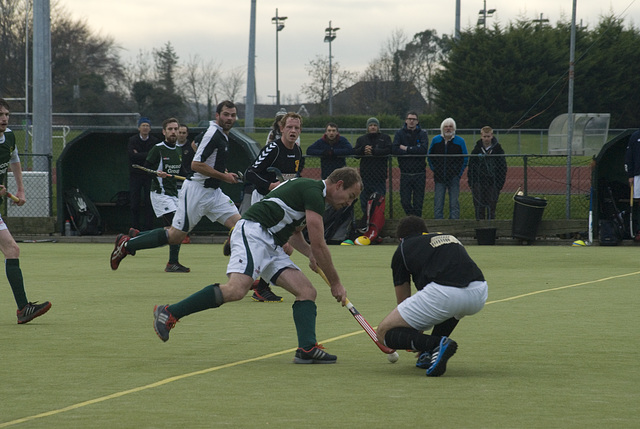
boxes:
[3,153,53,218]
[300,154,592,222]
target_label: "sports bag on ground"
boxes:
[64,188,102,235]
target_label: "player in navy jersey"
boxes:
[376,215,488,376]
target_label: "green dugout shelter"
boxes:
[56,127,260,235]
[592,129,634,240]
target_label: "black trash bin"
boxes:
[512,194,547,242]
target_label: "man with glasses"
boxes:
[392,111,429,217]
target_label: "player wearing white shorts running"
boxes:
[151,167,363,364]
[110,101,242,271]
[377,215,488,377]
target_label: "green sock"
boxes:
[168,284,223,319]
[126,228,168,253]
[6,259,28,309]
[292,300,317,349]
[168,244,181,264]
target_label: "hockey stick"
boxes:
[630,182,634,237]
[266,166,285,182]
[588,187,593,245]
[6,192,19,203]
[132,164,186,181]
[315,268,396,355]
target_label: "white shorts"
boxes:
[226,219,299,282]
[150,192,179,218]
[0,214,7,231]
[397,281,488,331]
[171,179,239,233]
[633,176,640,199]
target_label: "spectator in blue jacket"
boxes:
[428,118,468,219]
[307,123,354,179]
[393,111,429,217]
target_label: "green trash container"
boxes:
[512,194,547,242]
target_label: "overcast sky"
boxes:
[61,0,638,105]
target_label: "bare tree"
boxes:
[361,29,409,82]
[200,58,221,119]
[181,54,203,121]
[219,66,245,102]
[301,55,357,109]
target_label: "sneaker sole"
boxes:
[17,302,52,324]
[250,296,283,303]
[426,341,458,377]
[293,357,337,364]
[153,305,169,342]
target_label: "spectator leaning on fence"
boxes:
[624,127,640,240]
[392,111,429,217]
[354,117,392,216]
[428,118,468,220]
[0,98,52,324]
[128,117,159,231]
[467,126,507,220]
[306,122,354,179]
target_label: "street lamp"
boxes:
[271,8,287,108]
[477,0,496,28]
[324,21,339,116]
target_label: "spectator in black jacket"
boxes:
[468,126,507,220]
[307,122,353,179]
[393,111,429,217]
[128,117,159,230]
[354,117,392,215]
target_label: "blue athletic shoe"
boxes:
[426,337,458,377]
[416,351,432,369]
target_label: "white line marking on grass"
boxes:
[4,271,638,427]
[486,270,640,305]
[0,331,363,428]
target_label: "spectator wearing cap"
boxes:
[306,122,354,179]
[128,117,160,231]
[354,117,392,216]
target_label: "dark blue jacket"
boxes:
[428,135,468,183]
[625,129,640,177]
[392,124,429,173]
[306,134,353,179]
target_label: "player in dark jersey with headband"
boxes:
[376,215,488,377]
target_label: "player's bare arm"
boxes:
[306,209,346,304]
[191,160,238,184]
[394,281,412,304]
[288,229,311,258]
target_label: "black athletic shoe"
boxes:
[251,285,283,302]
[294,344,337,364]
[426,337,458,377]
[153,304,178,342]
[17,301,52,324]
[415,351,432,369]
[165,262,191,273]
[110,234,130,270]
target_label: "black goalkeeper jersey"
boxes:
[391,233,485,289]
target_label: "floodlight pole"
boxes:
[272,8,287,108]
[566,0,577,218]
[245,0,256,132]
[324,21,339,116]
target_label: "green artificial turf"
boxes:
[1,243,638,428]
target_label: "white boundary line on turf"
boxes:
[3,270,639,427]
[0,331,362,428]
[485,270,640,305]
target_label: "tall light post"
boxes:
[271,8,287,108]
[477,0,496,28]
[324,21,339,116]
